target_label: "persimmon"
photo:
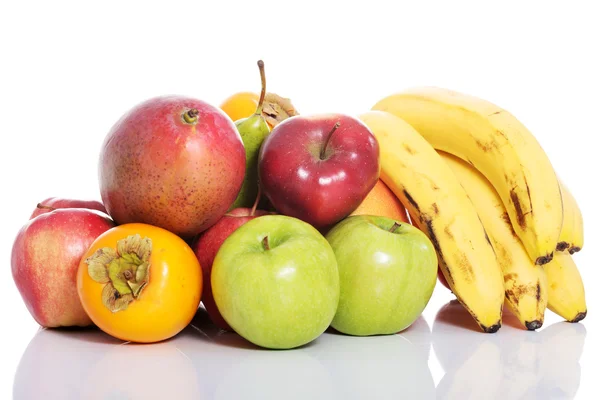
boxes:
[77,223,202,343]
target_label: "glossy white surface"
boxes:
[4,288,593,400]
[1,1,598,399]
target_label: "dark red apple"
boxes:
[258,114,380,228]
[30,197,107,219]
[192,207,271,330]
[99,95,246,238]
[11,209,115,327]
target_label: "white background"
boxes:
[0,1,598,399]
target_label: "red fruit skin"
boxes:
[438,266,451,291]
[192,208,270,331]
[30,197,107,219]
[258,114,380,229]
[99,96,246,238]
[11,209,115,327]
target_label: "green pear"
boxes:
[231,60,271,209]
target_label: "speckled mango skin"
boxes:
[99,96,246,238]
[11,209,115,327]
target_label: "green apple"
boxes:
[325,215,437,336]
[211,215,339,349]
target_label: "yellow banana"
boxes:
[358,111,504,333]
[440,151,548,330]
[372,87,563,266]
[544,252,587,322]
[556,181,584,254]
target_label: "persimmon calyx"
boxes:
[85,234,152,313]
[262,93,299,127]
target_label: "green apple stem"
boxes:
[36,203,56,211]
[262,236,270,251]
[183,108,199,124]
[389,222,402,233]
[320,122,341,160]
[250,186,262,217]
[255,60,266,115]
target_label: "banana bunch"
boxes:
[361,87,586,332]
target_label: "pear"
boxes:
[231,60,272,209]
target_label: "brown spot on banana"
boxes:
[403,144,417,155]
[556,241,570,252]
[422,216,454,285]
[452,252,475,282]
[504,273,517,283]
[444,225,453,240]
[535,281,541,301]
[402,190,420,213]
[432,203,439,215]
[510,189,528,229]
[475,139,494,152]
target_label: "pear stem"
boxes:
[262,236,270,251]
[36,203,56,211]
[250,186,261,217]
[183,109,199,124]
[389,222,402,233]
[255,60,266,115]
[320,122,341,160]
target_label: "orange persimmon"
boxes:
[77,223,202,343]
[220,91,260,124]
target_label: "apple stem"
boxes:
[320,122,341,160]
[389,222,402,233]
[36,203,56,211]
[262,236,270,251]
[250,186,262,217]
[255,60,266,115]
[183,109,199,124]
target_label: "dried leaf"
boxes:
[85,248,117,283]
[138,238,152,261]
[101,283,134,313]
[112,294,134,312]
[136,261,149,283]
[88,263,109,283]
[128,280,147,298]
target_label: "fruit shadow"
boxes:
[433,299,482,333]
[187,307,321,351]
[36,326,124,345]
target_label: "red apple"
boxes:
[11,209,115,327]
[192,207,271,330]
[30,197,107,219]
[258,114,380,228]
[99,96,246,238]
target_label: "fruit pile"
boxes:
[10,61,586,349]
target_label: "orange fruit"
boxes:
[351,179,410,222]
[220,92,260,124]
[77,223,202,343]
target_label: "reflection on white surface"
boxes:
[12,303,587,400]
[13,327,201,399]
[433,300,587,400]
